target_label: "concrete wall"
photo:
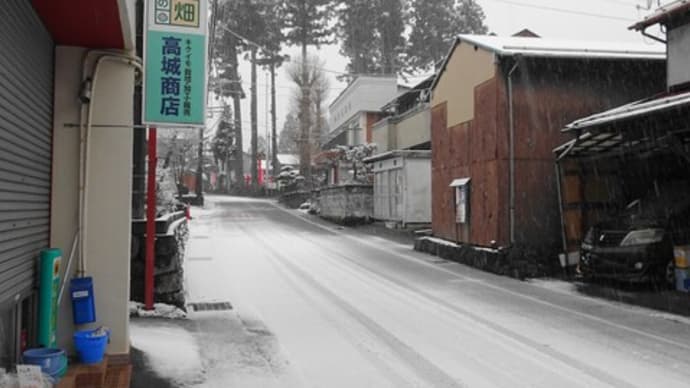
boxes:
[432,42,496,128]
[319,185,373,223]
[396,107,430,150]
[371,107,430,154]
[668,24,690,89]
[371,119,393,152]
[50,46,134,356]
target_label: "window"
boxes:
[450,178,471,224]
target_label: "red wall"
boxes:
[431,58,666,249]
[366,112,383,143]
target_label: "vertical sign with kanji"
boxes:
[144,0,208,126]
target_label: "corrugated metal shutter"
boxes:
[0,2,54,307]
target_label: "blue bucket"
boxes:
[73,328,110,364]
[22,348,67,381]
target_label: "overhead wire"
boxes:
[482,0,639,22]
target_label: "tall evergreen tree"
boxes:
[337,0,406,77]
[213,2,246,186]
[378,0,406,75]
[337,1,380,75]
[215,0,284,189]
[281,0,335,183]
[407,0,488,72]
[278,112,300,154]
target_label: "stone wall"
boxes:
[279,190,312,209]
[319,184,373,224]
[414,237,559,279]
[131,212,189,309]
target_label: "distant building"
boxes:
[323,76,407,150]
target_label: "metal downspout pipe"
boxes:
[507,58,520,245]
[78,51,142,276]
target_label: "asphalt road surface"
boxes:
[177,195,690,388]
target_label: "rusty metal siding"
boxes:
[431,57,666,249]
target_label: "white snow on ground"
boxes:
[129,302,187,319]
[529,279,690,325]
[130,323,204,386]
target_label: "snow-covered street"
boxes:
[133,195,690,387]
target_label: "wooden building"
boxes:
[430,34,666,251]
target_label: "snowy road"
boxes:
[179,196,690,388]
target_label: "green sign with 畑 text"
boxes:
[144,0,208,127]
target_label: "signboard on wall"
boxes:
[143,0,208,127]
[450,178,470,224]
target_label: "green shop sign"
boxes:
[144,0,208,127]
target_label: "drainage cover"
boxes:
[187,256,213,262]
[188,302,233,312]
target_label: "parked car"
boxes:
[580,184,690,286]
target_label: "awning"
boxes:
[449,178,471,187]
[562,91,690,133]
[32,0,135,50]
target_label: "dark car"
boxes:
[580,185,690,286]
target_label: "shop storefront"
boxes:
[0,1,54,367]
[0,0,137,366]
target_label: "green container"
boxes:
[38,248,62,348]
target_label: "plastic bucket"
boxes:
[73,328,110,364]
[22,348,67,380]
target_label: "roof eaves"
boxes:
[630,0,690,31]
[562,91,690,132]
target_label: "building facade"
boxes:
[0,0,137,366]
[430,35,666,251]
[324,76,403,150]
[555,2,690,256]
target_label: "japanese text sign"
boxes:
[144,0,208,127]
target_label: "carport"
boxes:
[554,90,690,257]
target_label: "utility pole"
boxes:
[250,47,259,189]
[195,126,204,205]
[271,61,278,178]
[132,0,146,218]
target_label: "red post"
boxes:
[145,127,157,310]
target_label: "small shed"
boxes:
[365,150,431,226]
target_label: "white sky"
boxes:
[218,0,665,152]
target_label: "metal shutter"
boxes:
[0,2,54,307]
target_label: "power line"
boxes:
[483,0,639,22]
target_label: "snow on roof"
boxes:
[432,35,666,91]
[630,0,690,31]
[457,35,666,60]
[562,90,690,132]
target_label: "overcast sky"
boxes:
[221,0,665,152]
